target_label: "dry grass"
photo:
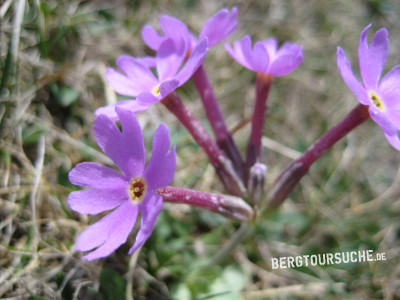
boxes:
[1,0,400,299]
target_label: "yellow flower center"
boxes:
[129,177,146,203]
[152,84,160,96]
[369,91,385,111]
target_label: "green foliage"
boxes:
[1,0,399,299]
[98,268,127,300]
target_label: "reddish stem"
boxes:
[268,104,370,207]
[156,186,254,221]
[192,65,245,180]
[161,92,245,196]
[246,73,273,178]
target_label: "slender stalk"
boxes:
[192,65,245,180]
[246,73,273,178]
[156,186,254,221]
[161,92,245,196]
[268,104,370,208]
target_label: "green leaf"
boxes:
[99,267,126,300]
[49,82,80,107]
[22,126,47,145]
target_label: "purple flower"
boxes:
[337,24,400,151]
[95,38,208,120]
[225,36,303,76]
[68,108,176,260]
[141,7,238,53]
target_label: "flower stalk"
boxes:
[161,92,245,196]
[268,103,370,208]
[246,73,273,177]
[192,65,245,180]
[156,186,254,221]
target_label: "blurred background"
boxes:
[1,0,399,299]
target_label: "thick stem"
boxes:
[161,92,245,196]
[156,186,254,222]
[268,104,370,208]
[246,73,273,178]
[192,65,245,180]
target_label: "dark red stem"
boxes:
[246,73,273,178]
[161,92,245,196]
[156,186,253,221]
[192,65,245,180]
[268,104,370,207]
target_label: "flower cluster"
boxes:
[68,6,400,262]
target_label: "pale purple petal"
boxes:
[249,41,269,72]
[175,38,208,85]
[225,41,249,68]
[239,36,254,68]
[68,188,127,215]
[69,162,126,188]
[369,106,397,136]
[379,65,400,109]
[143,123,176,190]
[116,107,146,178]
[116,55,157,90]
[93,113,143,177]
[199,7,238,47]
[142,24,164,50]
[105,68,141,97]
[136,91,162,105]
[262,38,278,58]
[358,24,389,89]
[134,56,157,68]
[159,15,191,52]
[268,50,303,76]
[159,79,179,98]
[95,100,151,121]
[156,39,185,81]
[337,47,370,105]
[384,131,400,151]
[76,201,138,261]
[128,193,162,254]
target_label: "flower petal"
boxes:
[268,48,303,76]
[159,79,179,98]
[134,56,157,68]
[76,201,138,261]
[68,188,127,215]
[69,162,126,188]
[369,106,397,136]
[225,40,248,69]
[105,68,141,97]
[262,38,278,58]
[337,47,370,105]
[159,15,191,52]
[384,131,400,151]
[116,107,146,179]
[143,123,176,190]
[156,39,185,81]
[250,41,270,72]
[95,100,150,121]
[116,55,157,91]
[141,24,164,51]
[93,112,144,177]
[128,192,162,254]
[174,38,208,86]
[199,7,238,48]
[358,25,389,89]
[136,92,162,105]
[379,65,400,109]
